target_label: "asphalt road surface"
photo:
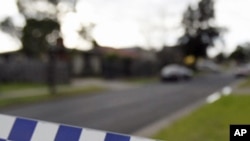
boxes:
[0,73,235,135]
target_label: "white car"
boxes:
[196,60,221,73]
[160,64,193,81]
[234,64,250,77]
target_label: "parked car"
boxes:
[234,64,250,77]
[196,60,222,73]
[160,64,193,81]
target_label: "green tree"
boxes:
[179,0,222,58]
[16,0,60,57]
[214,53,226,63]
[21,19,60,56]
[229,43,250,63]
[17,0,96,56]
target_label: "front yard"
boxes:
[154,95,250,141]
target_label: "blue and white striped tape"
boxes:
[0,114,160,141]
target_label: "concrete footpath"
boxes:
[0,78,141,99]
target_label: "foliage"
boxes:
[16,0,96,56]
[21,18,60,56]
[214,53,224,61]
[0,18,17,35]
[105,53,120,60]
[229,46,246,63]
[179,0,222,58]
[229,43,250,63]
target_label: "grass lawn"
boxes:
[0,82,45,92]
[238,77,250,88]
[0,86,106,108]
[153,95,250,141]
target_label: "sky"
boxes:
[0,0,250,57]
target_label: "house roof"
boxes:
[97,47,140,59]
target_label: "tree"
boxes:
[229,43,250,64]
[0,18,16,35]
[21,19,60,56]
[179,0,221,59]
[214,53,226,63]
[16,0,61,57]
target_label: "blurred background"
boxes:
[0,0,249,84]
[0,0,250,141]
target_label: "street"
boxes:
[0,73,235,135]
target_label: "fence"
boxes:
[0,56,70,84]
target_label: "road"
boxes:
[0,73,235,135]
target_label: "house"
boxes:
[71,42,159,78]
[157,45,185,68]
[93,46,140,78]
[71,50,102,77]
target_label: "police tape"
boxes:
[0,114,160,141]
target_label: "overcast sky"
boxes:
[0,0,250,57]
